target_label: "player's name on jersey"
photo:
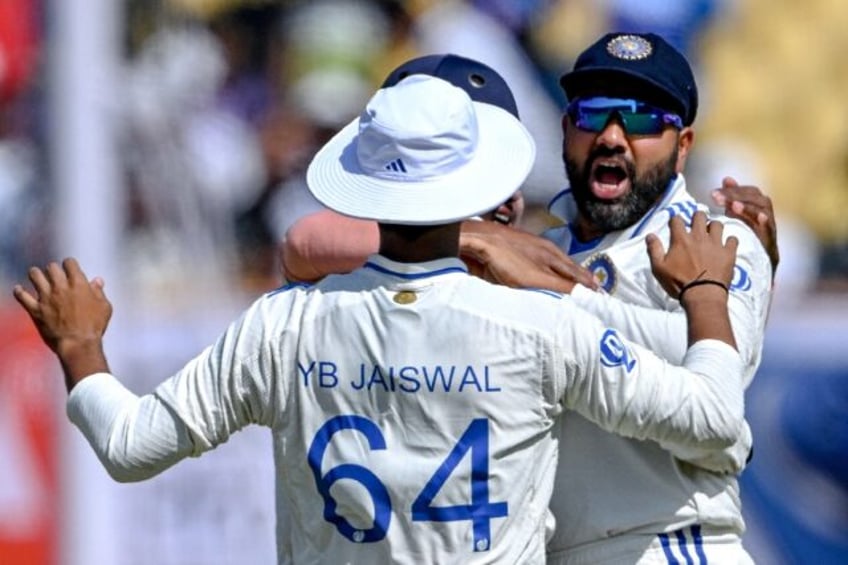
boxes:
[297,361,502,393]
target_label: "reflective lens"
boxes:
[567,97,683,135]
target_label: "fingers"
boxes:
[63,257,88,286]
[706,215,724,243]
[714,182,773,218]
[28,266,50,297]
[728,199,768,224]
[690,210,708,237]
[46,261,68,290]
[19,257,99,303]
[725,235,739,255]
[12,284,39,313]
[667,214,687,244]
[551,261,598,290]
[645,232,665,266]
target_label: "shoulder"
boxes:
[710,215,772,295]
[713,215,770,261]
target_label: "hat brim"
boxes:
[561,68,688,122]
[306,102,536,225]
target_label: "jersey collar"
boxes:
[363,254,469,280]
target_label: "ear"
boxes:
[561,112,570,135]
[675,126,695,173]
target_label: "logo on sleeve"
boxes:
[730,265,751,292]
[600,329,636,373]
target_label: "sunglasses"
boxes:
[566,97,683,135]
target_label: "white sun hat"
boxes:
[306,74,536,225]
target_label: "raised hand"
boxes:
[13,258,112,390]
[647,212,739,348]
[712,177,778,274]
[646,212,738,300]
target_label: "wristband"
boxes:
[678,279,729,301]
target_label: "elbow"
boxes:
[103,461,162,483]
[712,419,744,450]
[699,397,745,449]
[98,453,169,483]
[280,234,315,283]
[106,466,145,483]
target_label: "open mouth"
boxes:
[590,161,629,200]
[492,203,512,224]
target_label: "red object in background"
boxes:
[0,0,39,103]
[0,305,63,565]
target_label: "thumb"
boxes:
[722,176,739,189]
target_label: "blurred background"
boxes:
[0,0,846,563]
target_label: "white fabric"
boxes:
[68,254,744,564]
[542,174,773,562]
[306,75,535,225]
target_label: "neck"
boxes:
[378,223,461,263]
[572,215,605,242]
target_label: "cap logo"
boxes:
[606,35,653,61]
[385,158,407,173]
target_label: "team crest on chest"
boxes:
[585,253,617,293]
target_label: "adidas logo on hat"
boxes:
[385,158,407,173]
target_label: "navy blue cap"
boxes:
[381,54,520,119]
[560,33,698,126]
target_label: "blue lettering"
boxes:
[348,364,499,394]
[368,366,391,392]
[458,366,482,392]
[297,361,315,386]
[484,367,500,392]
[388,367,397,391]
[398,366,420,392]
[353,365,366,390]
[422,366,455,392]
[318,361,339,388]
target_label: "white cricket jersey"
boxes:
[67,254,744,565]
[542,175,773,562]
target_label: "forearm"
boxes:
[571,285,687,362]
[680,285,736,349]
[281,210,379,282]
[564,336,744,451]
[643,341,744,448]
[67,373,195,482]
[572,286,751,470]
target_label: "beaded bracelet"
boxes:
[678,279,729,301]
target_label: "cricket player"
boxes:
[16,74,745,564]
[462,33,774,563]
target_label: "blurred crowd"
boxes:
[1,0,847,304]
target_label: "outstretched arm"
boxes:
[14,258,275,482]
